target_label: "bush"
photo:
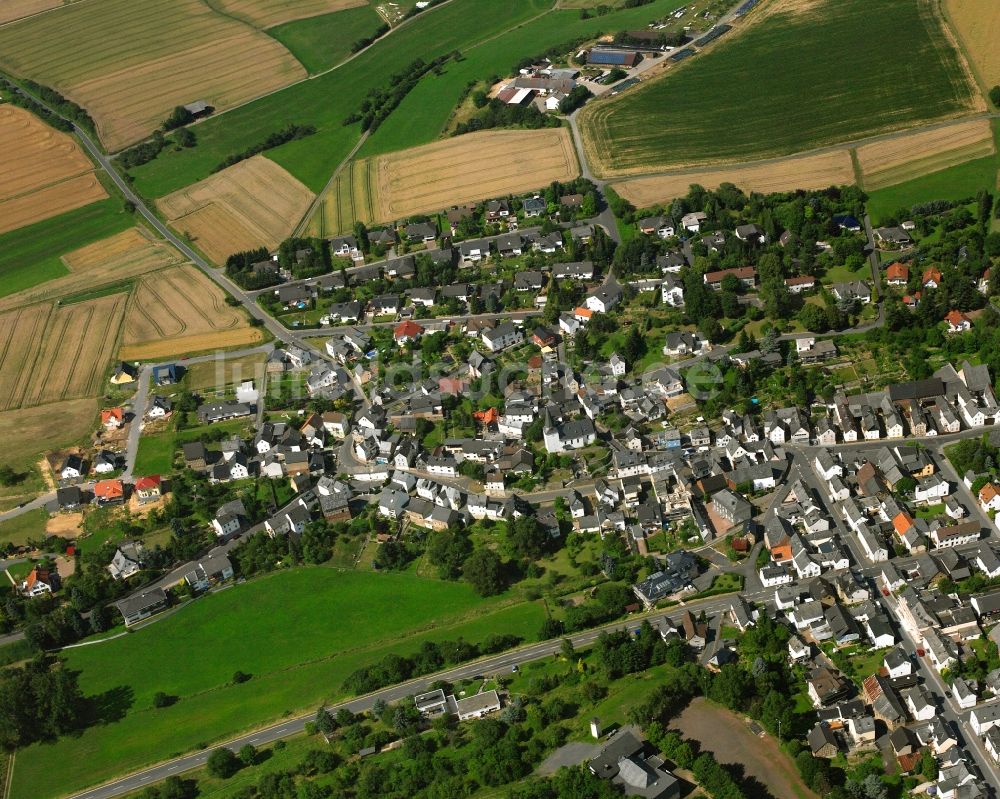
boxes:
[232,670,252,684]
[990,85,1000,108]
[152,691,177,708]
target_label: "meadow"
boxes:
[133,433,176,475]
[580,0,981,176]
[126,0,554,198]
[0,199,134,299]
[0,0,306,149]
[11,568,546,799]
[268,4,386,73]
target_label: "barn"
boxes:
[587,48,639,67]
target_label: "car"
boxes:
[511,665,519,673]
[945,691,953,698]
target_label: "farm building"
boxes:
[587,48,639,67]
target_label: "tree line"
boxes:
[213,124,316,173]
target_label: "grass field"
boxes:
[268,4,386,73]
[0,294,127,411]
[185,353,268,391]
[126,0,554,198]
[580,0,981,177]
[0,0,306,150]
[0,105,105,235]
[0,199,133,299]
[11,568,546,799]
[866,154,999,223]
[0,509,48,548]
[156,155,314,264]
[133,433,176,475]
[309,128,578,231]
[0,399,95,489]
[612,149,856,207]
[210,0,367,28]
[120,265,261,360]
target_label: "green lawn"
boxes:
[0,199,132,298]
[0,509,48,547]
[866,152,999,224]
[127,0,553,197]
[13,568,546,799]
[132,433,177,476]
[267,6,386,74]
[581,0,977,174]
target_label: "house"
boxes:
[212,499,248,539]
[638,215,675,239]
[147,395,173,419]
[101,407,124,430]
[184,551,235,591]
[945,310,972,333]
[662,331,708,357]
[585,275,623,313]
[553,261,595,280]
[152,363,179,385]
[108,540,145,580]
[111,361,138,385]
[704,266,756,290]
[886,262,909,286]
[22,567,59,597]
[808,667,852,707]
[830,281,872,305]
[329,235,362,260]
[712,488,752,525]
[459,238,489,262]
[522,196,547,217]
[94,479,124,506]
[405,221,437,243]
[394,320,424,345]
[543,410,596,453]
[661,274,684,306]
[134,475,162,504]
[681,211,707,232]
[809,724,840,758]
[588,730,680,799]
[735,223,766,244]
[60,454,84,480]
[452,689,502,721]
[922,267,942,289]
[874,227,912,248]
[116,587,169,627]
[197,401,252,424]
[884,647,912,679]
[785,275,816,293]
[56,485,82,511]
[482,321,524,352]
[414,689,449,718]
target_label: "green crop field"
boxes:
[356,0,680,159]
[0,199,133,298]
[127,0,553,198]
[12,568,546,799]
[268,5,386,74]
[581,0,979,177]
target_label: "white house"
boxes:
[681,211,707,233]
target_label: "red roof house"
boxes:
[394,320,424,344]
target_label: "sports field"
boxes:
[857,118,995,190]
[157,155,314,263]
[944,0,1000,91]
[0,105,105,235]
[11,568,546,799]
[310,129,577,230]
[121,265,262,360]
[0,294,126,412]
[212,0,367,28]
[580,0,981,177]
[0,0,306,150]
[613,149,856,208]
[125,0,553,198]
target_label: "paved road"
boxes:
[63,589,750,799]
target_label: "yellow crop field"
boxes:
[0,228,185,312]
[157,155,314,263]
[945,0,1000,89]
[212,0,367,28]
[0,295,126,412]
[0,0,306,150]
[857,117,995,190]
[611,150,856,208]
[120,265,262,360]
[311,129,579,229]
[0,105,106,234]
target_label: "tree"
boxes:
[206,747,240,778]
[506,516,549,560]
[153,691,175,708]
[463,548,506,596]
[238,743,258,766]
[990,85,1000,108]
[315,706,336,735]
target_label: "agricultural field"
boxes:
[211,0,367,28]
[184,352,268,392]
[120,265,262,360]
[0,105,105,235]
[944,0,1000,91]
[125,0,554,198]
[0,0,306,150]
[0,0,72,25]
[268,4,387,74]
[310,128,578,231]
[612,149,856,208]
[0,227,185,312]
[580,0,981,177]
[11,568,546,799]
[156,155,314,264]
[857,117,996,190]
[0,294,127,412]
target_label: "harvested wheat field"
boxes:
[0,295,126,411]
[858,118,996,190]
[371,129,579,221]
[213,0,367,28]
[0,399,96,470]
[120,265,261,360]
[0,105,105,233]
[0,227,185,312]
[612,149,855,208]
[0,0,65,25]
[158,155,314,263]
[0,0,306,150]
[945,0,1000,88]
